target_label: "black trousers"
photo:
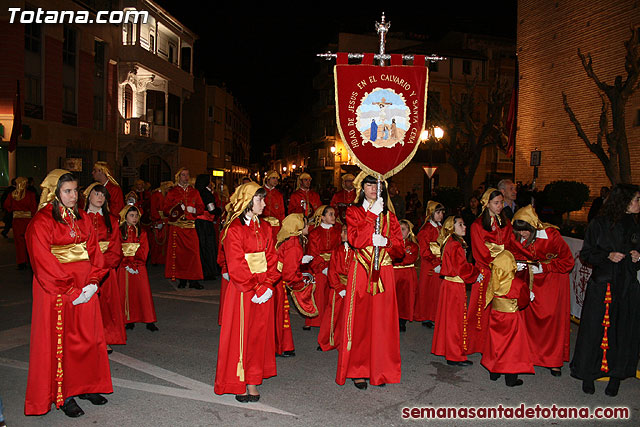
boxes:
[195,219,218,280]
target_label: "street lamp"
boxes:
[422,126,445,201]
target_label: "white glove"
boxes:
[476,273,484,283]
[369,197,384,216]
[302,272,314,280]
[125,266,139,274]
[338,290,346,298]
[301,255,314,264]
[322,267,328,276]
[222,272,230,281]
[372,233,388,247]
[186,206,196,214]
[72,284,98,305]
[530,291,536,302]
[434,265,441,274]
[155,223,163,230]
[531,264,543,275]
[206,202,215,212]
[180,203,186,210]
[516,262,527,271]
[251,287,273,304]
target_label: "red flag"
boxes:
[8,80,21,153]
[505,61,518,158]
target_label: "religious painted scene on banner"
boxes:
[357,88,410,149]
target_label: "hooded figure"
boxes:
[3,176,37,268]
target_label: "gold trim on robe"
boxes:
[277,261,283,272]
[444,275,464,283]
[319,252,332,262]
[171,218,196,229]
[122,242,141,257]
[491,297,519,313]
[262,216,280,227]
[50,242,89,263]
[98,241,110,253]
[13,211,32,219]
[484,242,505,258]
[393,264,415,269]
[245,251,267,274]
[339,274,348,285]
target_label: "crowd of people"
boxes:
[7,164,639,418]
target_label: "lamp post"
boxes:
[421,126,444,202]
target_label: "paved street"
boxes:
[0,233,639,426]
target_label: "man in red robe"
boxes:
[262,170,285,239]
[288,172,321,217]
[3,176,37,269]
[132,179,151,226]
[163,167,205,289]
[149,181,173,265]
[91,162,124,216]
[330,173,356,221]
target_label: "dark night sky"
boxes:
[153,2,517,159]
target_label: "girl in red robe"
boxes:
[336,173,405,390]
[84,183,125,350]
[468,188,531,355]
[3,176,37,269]
[118,205,157,331]
[318,224,353,351]
[481,249,534,387]
[25,169,111,418]
[394,220,419,331]
[512,205,574,376]
[214,183,280,402]
[274,213,310,356]
[431,216,482,365]
[304,205,341,329]
[415,201,445,327]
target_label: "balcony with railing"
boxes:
[121,117,152,139]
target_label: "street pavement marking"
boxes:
[152,293,219,304]
[0,325,30,352]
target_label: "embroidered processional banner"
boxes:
[334,54,428,179]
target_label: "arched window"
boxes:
[123,85,133,119]
[139,155,171,189]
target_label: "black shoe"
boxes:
[248,394,260,402]
[189,281,204,290]
[106,345,113,354]
[353,379,368,390]
[605,378,620,397]
[282,350,296,357]
[178,280,187,288]
[399,320,407,332]
[490,372,501,381]
[78,393,108,405]
[235,394,250,403]
[61,398,85,417]
[446,360,472,366]
[146,323,159,332]
[125,323,135,330]
[550,368,562,377]
[582,379,595,395]
[373,383,386,387]
[422,321,434,328]
[302,326,311,331]
[505,374,523,387]
[316,345,323,351]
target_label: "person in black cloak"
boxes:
[195,174,221,281]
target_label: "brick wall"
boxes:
[77,50,94,128]
[0,20,24,115]
[44,36,63,123]
[517,0,640,219]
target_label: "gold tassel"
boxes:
[237,293,245,382]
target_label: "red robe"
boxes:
[415,221,442,322]
[214,217,280,395]
[3,190,37,265]
[118,227,156,324]
[148,190,169,265]
[330,189,356,220]
[87,211,126,345]
[105,181,124,219]
[481,276,535,374]
[24,204,111,415]
[394,239,419,321]
[288,188,322,217]
[521,227,574,367]
[431,239,479,361]
[274,237,304,354]
[305,224,342,327]
[217,234,228,326]
[262,186,285,239]
[163,185,205,281]
[134,189,151,225]
[468,217,531,355]
[318,242,353,351]
[336,205,404,386]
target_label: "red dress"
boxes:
[288,188,322,216]
[163,185,205,281]
[148,189,169,265]
[336,205,405,386]
[217,234,228,326]
[481,276,535,374]
[318,242,353,351]
[3,190,37,265]
[118,227,156,324]
[262,186,285,239]
[214,217,280,395]
[431,239,480,361]
[521,227,574,367]
[415,221,442,322]
[87,211,126,345]
[105,181,124,219]
[305,224,342,327]
[24,204,111,415]
[274,237,304,354]
[468,217,531,355]
[393,240,419,321]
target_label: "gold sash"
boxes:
[393,264,415,269]
[171,218,196,229]
[263,216,280,227]
[158,211,166,220]
[444,275,464,283]
[484,242,505,258]
[491,297,519,313]
[50,242,89,264]
[355,246,393,295]
[277,261,283,272]
[319,252,332,262]
[13,211,32,219]
[98,241,110,253]
[245,251,267,274]
[339,274,348,285]
[122,242,141,257]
